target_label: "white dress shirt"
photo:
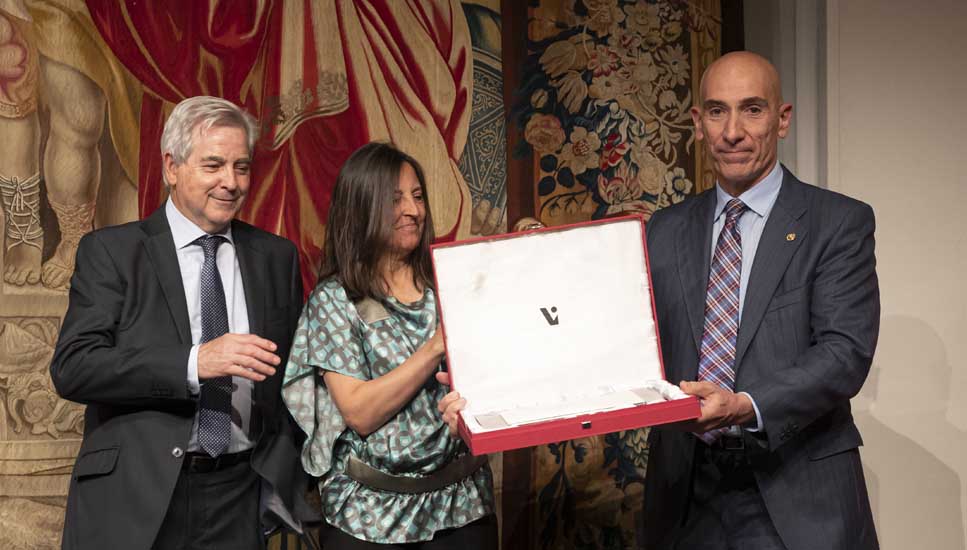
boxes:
[166,199,255,454]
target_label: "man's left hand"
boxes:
[674,381,756,432]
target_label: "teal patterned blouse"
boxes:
[281,278,494,543]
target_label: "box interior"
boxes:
[433,219,687,434]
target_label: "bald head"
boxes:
[700,51,783,105]
[691,51,792,195]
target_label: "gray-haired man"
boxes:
[51,96,307,549]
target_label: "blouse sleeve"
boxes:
[282,282,367,478]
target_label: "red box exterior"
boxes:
[457,395,700,456]
[431,215,700,455]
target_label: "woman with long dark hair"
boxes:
[282,142,496,548]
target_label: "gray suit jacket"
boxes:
[643,169,879,550]
[50,207,306,550]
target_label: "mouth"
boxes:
[717,150,753,162]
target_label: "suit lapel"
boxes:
[676,191,716,378]
[734,170,808,368]
[233,223,265,338]
[141,208,192,345]
[232,222,266,405]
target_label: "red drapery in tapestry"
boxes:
[85,0,473,293]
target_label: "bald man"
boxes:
[642,52,879,549]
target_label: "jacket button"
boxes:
[172,447,184,458]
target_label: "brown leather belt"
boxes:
[346,454,487,494]
[182,450,252,473]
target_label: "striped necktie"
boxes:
[697,198,747,444]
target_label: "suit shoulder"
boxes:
[648,188,713,230]
[793,179,873,217]
[79,219,148,251]
[233,220,298,254]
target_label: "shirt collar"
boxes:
[713,161,784,221]
[165,198,234,249]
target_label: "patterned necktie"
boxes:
[196,235,232,457]
[697,198,747,444]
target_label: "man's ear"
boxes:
[162,153,178,188]
[690,106,705,142]
[776,103,793,139]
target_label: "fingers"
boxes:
[437,390,461,413]
[676,383,753,432]
[679,380,721,398]
[229,351,278,376]
[435,371,451,387]
[231,333,278,352]
[439,392,467,437]
[238,342,281,367]
[675,381,727,432]
[198,333,281,381]
[221,363,270,382]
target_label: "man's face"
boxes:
[164,125,251,233]
[691,55,792,194]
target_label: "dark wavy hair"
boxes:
[318,142,436,301]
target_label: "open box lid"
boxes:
[432,216,681,435]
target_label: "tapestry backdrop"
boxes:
[0,1,504,548]
[0,0,719,548]
[505,1,719,548]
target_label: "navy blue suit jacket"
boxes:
[643,169,879,550]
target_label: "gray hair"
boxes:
[161,96,259,184]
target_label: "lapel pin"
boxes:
[786,233,796,241]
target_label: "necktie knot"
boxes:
[724,198,747,225]
[195,235,226,259]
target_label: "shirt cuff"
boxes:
[738,391,763,432]
[187,344,201,395]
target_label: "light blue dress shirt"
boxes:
[709,161,783,432]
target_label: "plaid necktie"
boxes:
[697,198,747,444]
[196,235,232,457]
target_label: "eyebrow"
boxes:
[739,96,769,107]
[198,156,251,165]
[703,96,770,110]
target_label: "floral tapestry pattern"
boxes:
[512,1,720,548]
[517,0,719,227]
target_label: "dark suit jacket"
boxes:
[50,206,305,550]
[643,169,880,550]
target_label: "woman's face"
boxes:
[389,162,426,257]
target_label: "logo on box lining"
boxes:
[540,306,559,326]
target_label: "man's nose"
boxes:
[222,166,240,190]
[723,114,744,143]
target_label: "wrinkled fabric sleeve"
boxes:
[282,282,368,478]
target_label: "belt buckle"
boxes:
[186,453,217,473]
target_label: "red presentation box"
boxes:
[431,216,700,456]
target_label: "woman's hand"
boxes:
[436,371,466,437]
